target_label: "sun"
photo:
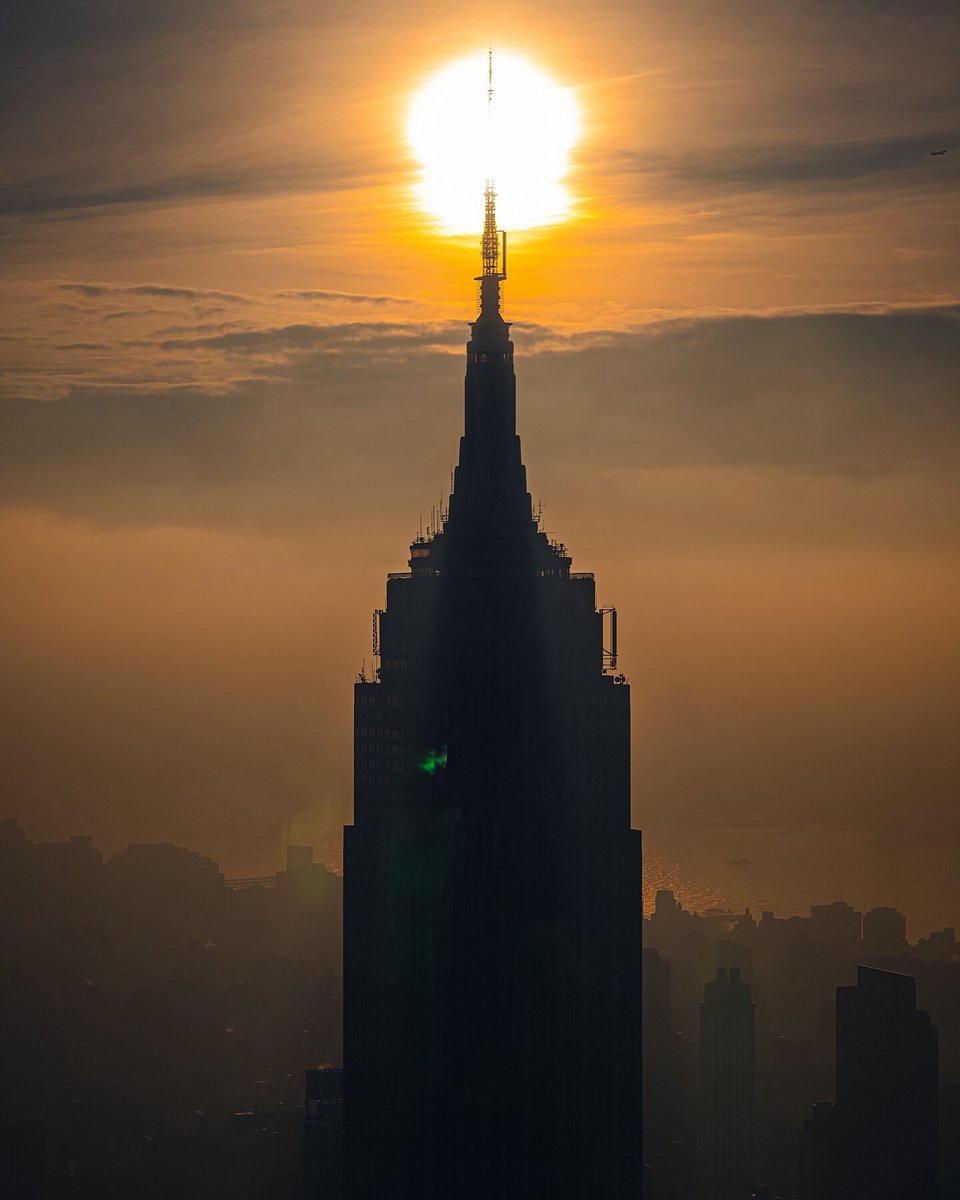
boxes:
[407,51,581,234]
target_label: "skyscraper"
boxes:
[342,185,644,1199]
[799,966,939,1200]
[699,965,756,1200]
[837,966,939,1198]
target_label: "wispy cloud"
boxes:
[605,134,959,195]
[4,308,958,512]
[276,290,412,306]
[159,321,462,354]
[58,282,251,304]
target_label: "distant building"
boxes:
[752,909,811,975]
[278,845,341,906]
[799,965,939,1200]
[798,1102,842,1200]
[655,888,683,921]
[714,937,752,979]
[107,841,225,896]
[837,966,939,1199]
[700,966,755,1200]
[731,908,757,942]
[861,906,907,958]
[809,901,861,951]
[644,948,695,1197]
[914,925,957,963]
[643,948,671,1058]
[643,948,672,1142]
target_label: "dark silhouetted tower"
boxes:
[699,965,755,1200]
[837,966,938,1198]
[342,184,643,1199]
[799,966,939,1200]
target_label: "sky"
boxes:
[1,0,959,919]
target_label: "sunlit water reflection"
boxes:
[642,825,960,942]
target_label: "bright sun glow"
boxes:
[407,51,580,234]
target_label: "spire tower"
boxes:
[343,60,643,1196]
[437,180,558,568]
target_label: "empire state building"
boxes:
[343,184,644,1199]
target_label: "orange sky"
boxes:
[1,0,959,922]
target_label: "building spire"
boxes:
[439,45,560,560]
[476,50,506,319]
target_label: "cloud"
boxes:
[57,283,110,298]
[277,290,412,306]
[101,309,150,322]
[613,134,959,192]
[0,166,381,217]
[128,284,250,302]
[2,308,958,538]
[162,320,461,353]
[528,308,960,476]
[58,282,250,304]
[152,321,244,338]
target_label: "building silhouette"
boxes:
[699,965,755,1200]
[643,947,694,1198]
[799,965,939,1199]
[642,947,672,1146]
[861,906,908,959]
[809,901,861,952]
[342,185,644,1199]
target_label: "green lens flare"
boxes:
[418,746,448,775]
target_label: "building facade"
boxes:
[342,187,644,1199]
[799,965,939,1200]
[699,965,756,1200]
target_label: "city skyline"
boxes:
[2,815,955,1196]
[3,7,959,1197]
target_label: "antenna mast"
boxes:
[477,49,507,304]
